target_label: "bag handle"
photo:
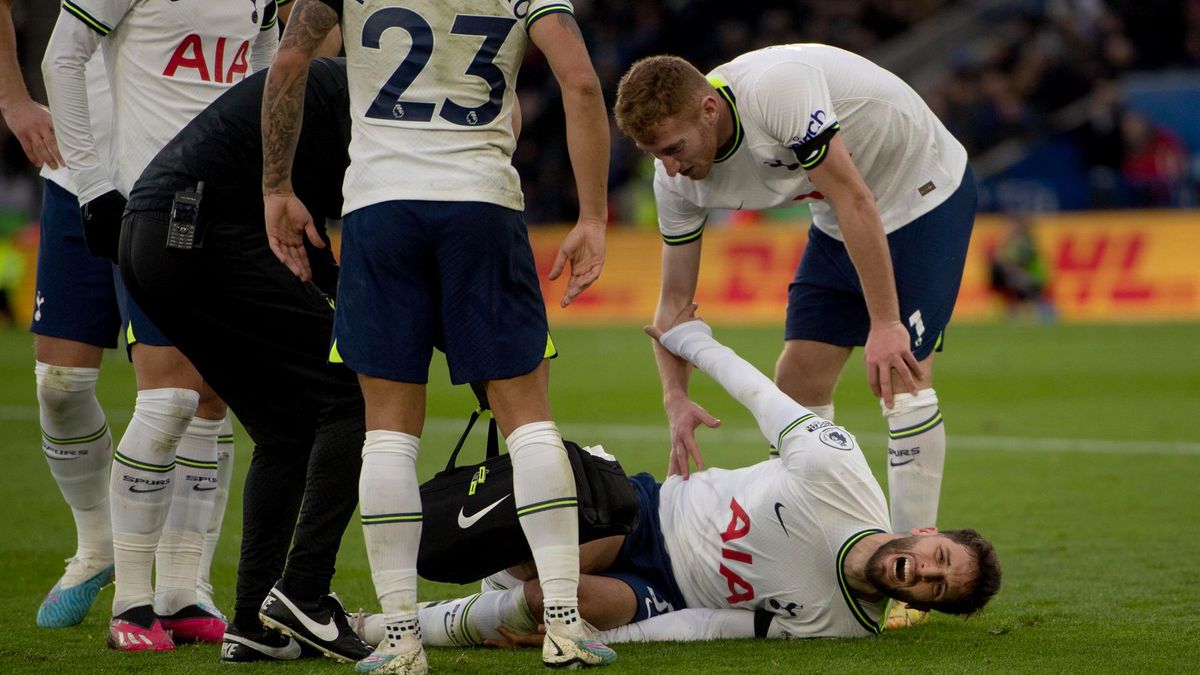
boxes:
[444,383,501,472]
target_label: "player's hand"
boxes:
[2,99,63,170]
[80,190,127,262]
[483,624,546,649]
[865,320,922,408]
[264,192,324,282]
[644,303,700,342]
[662,394,719,479]
[549,217,605,308]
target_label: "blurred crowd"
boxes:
[2,0,1199,228]
[926,0,1197,208]
[518,0,961,223]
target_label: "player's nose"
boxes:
[662,157,681,177]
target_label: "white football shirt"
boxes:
[51,0,279,197]
[337,0,573,214]
[658,415,892,637]
[655,44,969,244]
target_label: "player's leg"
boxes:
[883,353,940,534]
[363,575,635,650]
[332,200,436,674]
[196,415,234,620]
[433,199,608,668]
[105,341,204,649]
[775,339,852,424]
[154,378,226,643]
[30,179,123,628]
[880,165,976,535]
[486,360,591,651]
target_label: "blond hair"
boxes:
[614,55,711,144]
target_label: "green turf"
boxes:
[1,323,1198,673]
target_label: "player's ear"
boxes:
[699,94,720,123]
[909,527,938,536]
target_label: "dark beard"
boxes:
[865,537,921,604]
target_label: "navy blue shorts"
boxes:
[597,472,688,621]
[786,166,977,360]
[113,266,173,352]
[335,200,549,385]
[30,179,121,348]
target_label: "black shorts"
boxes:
[118,209,363,448]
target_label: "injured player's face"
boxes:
[865,529,977,608]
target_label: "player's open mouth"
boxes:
[894,555,910,584]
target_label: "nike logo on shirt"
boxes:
[773,502,789,536]
[457,495,510,529]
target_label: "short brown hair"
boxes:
[926,528,1002,617]
[614,55,711,144]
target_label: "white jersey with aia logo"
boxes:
[654,43,969,245]
[336,0,573,214]
[658,414,892,637]
[56,0,279,195]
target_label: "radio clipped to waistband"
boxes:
[166,181,204,250]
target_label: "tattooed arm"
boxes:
[261,0,338,281]
[529,12,609,307]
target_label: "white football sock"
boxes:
[481,567,523,592]
[197,416,234,606]
[507,421,580,627]
[35,362,114,574]
[360,430,422,632]
[807,403,835,422]
[417,586,536,647]
[883,389,945,532]
[154,415,221,615]
[110,388,199,615]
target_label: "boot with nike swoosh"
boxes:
[220,623,303,662]
[259,581,373,663]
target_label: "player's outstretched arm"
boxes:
[0,0,61,169]
[486,609,760,646]
[597,608,759,643]
[648,306,813,455]
[530,12,608,307]
[806,135,921,407]
[261,0,335,281]
[654,241,719,478]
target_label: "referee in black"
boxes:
[117,58,371,663]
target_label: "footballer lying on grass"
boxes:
[357,307,1001,645]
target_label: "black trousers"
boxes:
[118,208,364,628]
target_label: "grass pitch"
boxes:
[1,322,1198,673]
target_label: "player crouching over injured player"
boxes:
[358,307,1001,645]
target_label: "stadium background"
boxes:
[1,0,1198,672]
